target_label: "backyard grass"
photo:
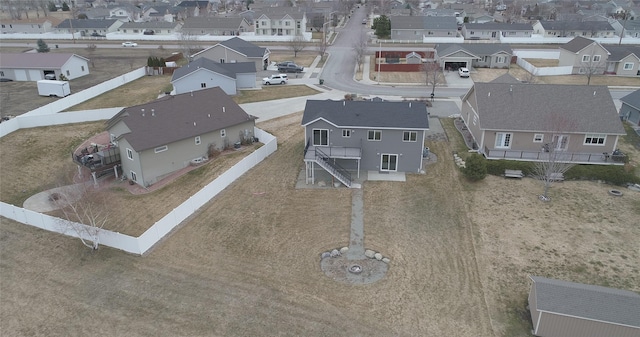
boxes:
[269,51,317,67]
[523,58,559,67]
[233,85,320,104]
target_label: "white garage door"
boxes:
[28,69,41,81]
[15,70,27,81]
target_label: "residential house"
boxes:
[301,100,429,187]
[528,276,640,337]
[176,0,215,17]
[0,17,59,34]
[108,4,141,22]
[254,7,307,37]
[613,18,640,38]
[390,16,458,40]
[106,87,256,187]
[460,78,626,164]
[533,20,616,38]
[140,4,186,22]
[171,57,257,95]
[462,22,533,40]
[191,37,270,71]
[558,36,610,75]
[181,17,251,36]
[435,43,512,69]
[472,14,496,23]
[604,45,640,76]
[54,19,122,36]
[118,21,183,35]
[423,8,465,24]
[0,53,90,81]
[619,89,640,125]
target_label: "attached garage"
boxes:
[444,61,468,70]
[528,276,640,337]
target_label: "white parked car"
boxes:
[458,67,470,78]
[122,41,138,47]
[262,74,288,85]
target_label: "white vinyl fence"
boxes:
[513,49,573,76]
[0,126,277,255]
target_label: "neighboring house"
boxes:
[254,7,307,37]
[117,21,183,35]
[191,37,270,71]
[301,100,429,187]
[106,87,256,187]
[472,14,496,23]
[0,53,90,81]
[54,19,122,36]
[0,18,59,34]
[533,20,615,38]
[422,8,465,24]
[435,43,512,69]
[462,22,533,40]
[181,17,251,36]
[176,0,215,17]
[108,4,141,22]
[558,36,610,75]
[390,16,458,39]
[460,78,626,164]
[140,4,186,22]
[619,89,640,125]
[528,276,640,337]
[604,45,640,76]
[616,19,640,38]
[170,57,257,95]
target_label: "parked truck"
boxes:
[37,80,70,97]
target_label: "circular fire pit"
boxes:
[608,189,623,197]
[348,264,363,274]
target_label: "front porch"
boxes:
[482,147,627,165]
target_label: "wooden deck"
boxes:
[304,146,362,161]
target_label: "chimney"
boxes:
[488,92,491,97]
[593,91,597,96]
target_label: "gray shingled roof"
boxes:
[107,87,255,152]
[255,7,306,20]
[56,19,119,29]
[605,45,640,62]
[435,43,512,57]
[302,100,429,130]
[218,37,266,58]
[171,57,255,82]
[463,22,532,30]
[468,83,625,134]
[0,53,88,69]
[561,36,598,53]
[390,16,458,30]
[530,276,640,328]
[119,21,180,29]
[182,17,246,29]
[620,89,640,110]
[537,20,614,31]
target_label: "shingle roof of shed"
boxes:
[170,57,255,82]
[302,100,429,130]
[530,276,640,328]
[620,89,640,110]
[0,53,88,69]
[467,83,624,134]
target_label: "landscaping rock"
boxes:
[321,252,331,259]
[317,181,326,187]
[331,249,341,257]
[382,257,391,263]
[340,247,349,254]
[364,249,375,258]
[374,253,383,260]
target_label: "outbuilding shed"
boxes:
[528,276,640,337]
[0,53,90,81]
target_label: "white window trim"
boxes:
[130,171,137,182]
[313,128,329,146]
[533,133,544,143]
[126,148,133,160]
[154,145,168,153]
[495,132,512,149]
[380,153,398,172]
[582,55,590,62]
[623,62,634,70]
[342,129,351,138]
[367,130,381,141]
[592,55,601,62]
[403,131,417,142]
[195,136,201,145]
[584,133,606,145]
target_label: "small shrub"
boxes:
[463,153,487,181]
[36,39,50,53]
[485,160,534,176]
[207,143,220,158]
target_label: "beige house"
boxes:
[254,7,307,37]
[0,17,59,34]
[181,17,251,36]
[558,36,610,75]
[460,76,626,164]
[191,37,270,71]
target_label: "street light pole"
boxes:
[377,41,381,84]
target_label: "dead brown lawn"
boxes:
[233,85,320,104]
[523,58,559,67]
[1,115,639,336]
[269,50,318,67]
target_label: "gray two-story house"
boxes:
[302,100,429,188]
[390,16,458,40]
[620,89,640,125]
[106,87,256,187]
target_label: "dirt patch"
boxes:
[269,50,318,67]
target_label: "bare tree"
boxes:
[288,35,307,57]
[353,32,368,72]
[52,183,110,250]
[179,32,202,59]
[421,61,445,100]
[317,35,328,59]
[532,115,576,201]
[579,49,606,85]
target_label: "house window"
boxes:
[195,136,201,145]
[496,56,506,63]
[200,83,206,88]
[261,21,267,26]
[66,70,70,76]
[285,21,290,26]
[130,171,137,182]
[154,145,168,153]
[624,62,634,70]
[0,71,4,77]
[380,154,398,171]
[582,55,590,62]
[495,132,512,148]
[593,55,601,62]
[584,134,606,145]
[367,130,381,141]
[342,129,351,138]
[403,131,417,142]
[533,134,544,143]
[313,129,328,146]
[220,129,226,137]
[219,59,225,63]
[126,148,133,160]
[81,66,85,71]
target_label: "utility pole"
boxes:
[377,41,381,84]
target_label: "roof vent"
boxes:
[151,109,155,116]
[223,106,226,113]
[141,108,145,116]
[510,85,513,92]
[409,102,412,108]
[208,113,211,118]
[488,92,491,97]
[343,101,346,106]
[194,122,196,126]
[593,90,597,96]
[190,91,193,96]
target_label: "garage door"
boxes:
[28,69,41,81]
[445,61,467,71]
[14,70,27,81]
